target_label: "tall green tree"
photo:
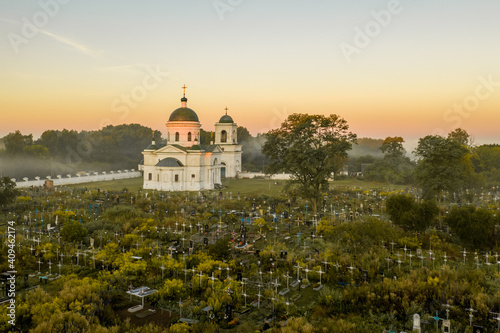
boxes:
[262,113,356,215]
[414,135,470,200]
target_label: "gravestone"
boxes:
[442,319,450,333]
[413,313,421,333]
[204,224,209,233]
[203,238,209,246]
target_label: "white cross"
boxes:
[317,268,325,285]
[294,264,302,280]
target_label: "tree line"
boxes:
[0,124,268,179]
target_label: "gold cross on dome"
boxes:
[182,84,187,96]
[225,107,228,115]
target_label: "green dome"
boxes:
[169,107,199,122]
[219,114,234,123]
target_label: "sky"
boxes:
[1,0,500,148]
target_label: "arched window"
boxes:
[221,130,227,143]
[175,132,180,141]
[188,132,192,141]
[233,130,236,143]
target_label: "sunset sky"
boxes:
[1,0,499,147]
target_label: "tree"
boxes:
[2,130,33,155]
[414,135,470,199]
[380,136,405,158]
[386,194,438,232]
[208,236,231,261]
[263,113,356,215]
[363,136,415,184]
[0,177,19,206]
[448,128,472,147]
[444,206,495,249]
[60,220,87,243]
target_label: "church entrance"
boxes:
[221,163,226,179]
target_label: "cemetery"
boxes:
[1,176,500,332]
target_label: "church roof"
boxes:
[169,107,199,122]
[156,158,184,167]
[189,145,201,150]
[219,114,234,123]
[170,144,188,151]
[200,144,219,152]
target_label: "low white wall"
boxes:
[238,172,291,180]
[13,170,141,188]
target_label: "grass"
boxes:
[222,178,285,196]
[66,175,404,196]
[66,177,144,192]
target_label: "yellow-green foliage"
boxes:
[52,210,76,221]
[158,279,184,299]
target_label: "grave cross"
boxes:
[210,272,217,289]
[37,259,43,274]
[317,268,325,285]
[242,292,248,307]
[491,312,500,331]
[304,266,310,280]
[442,302,454,320]
[466,307,477,326]
[389,240,396,252]
[321,260,330,272]
[333,262,341,271]
[347,263,356,275]
[462,248,468,264]
[294,263,302,280]
[284,272,291,289]
[257,284,263,308]
[160,263,165,280]
[274,278,280,294]
[198,271,203,287]
[395,252,402,271]
[296,231,302,245]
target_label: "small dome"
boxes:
[156,158,184,167]
[219,114,234,123]
[145,143,158,150]
[169,107,199,122]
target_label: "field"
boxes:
[67,176,404,195]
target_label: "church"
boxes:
[139,86,242,191]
